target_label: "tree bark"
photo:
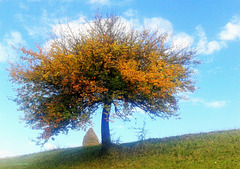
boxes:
[101,102,111,147]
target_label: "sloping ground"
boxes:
[1,129,240,168]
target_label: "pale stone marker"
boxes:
[82,128,100,146]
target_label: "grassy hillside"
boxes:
[1,129,240,168]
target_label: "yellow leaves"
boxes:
[115,42,191,100]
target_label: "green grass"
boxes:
[1,129,240,168]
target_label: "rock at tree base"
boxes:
[82,128,100,146]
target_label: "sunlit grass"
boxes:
[1,129,240,168]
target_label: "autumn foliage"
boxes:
[8,14,198,145]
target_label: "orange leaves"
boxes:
[55,118,63,123]
[8,15,198,145]
[42,127,52,139]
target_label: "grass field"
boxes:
[1,129,240,168]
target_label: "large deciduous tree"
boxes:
[8,14,199,146]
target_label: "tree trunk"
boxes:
[101,102,111,147]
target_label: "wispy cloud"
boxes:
[191,98,228,108]
[15,9,67,40]
[207,66,223,74]
[205,101,228,108]
[124,9,138,17]
[0,31,26,62]
[195,25,224,55]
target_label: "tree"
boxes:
[8,14,199,147]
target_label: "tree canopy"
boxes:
[8,14,199,146]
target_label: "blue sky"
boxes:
[0,0,240,158]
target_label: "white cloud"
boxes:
[144,17,173,35]
[205,41,222,54]
[43,13,240,59]
[51,16,86,37]
[143,18,195,52]
[48,15,234,58]
[44,15,176,54]
[0,31,26,62]
[45,16,138,53]
[195,25,224,55]
[180,15,240,56]
[171,32,194,49]
[219,16,240,41]
[191,98,228,108]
